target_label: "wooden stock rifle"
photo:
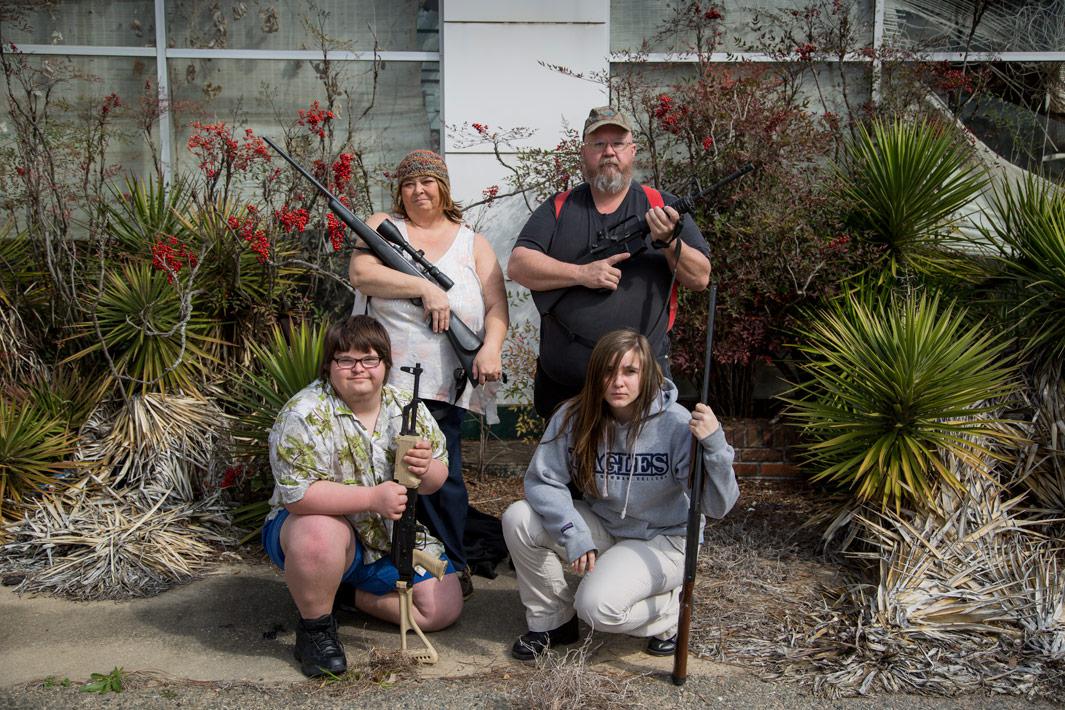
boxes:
[672,283,718,686]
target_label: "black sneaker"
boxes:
[459,568,474,600]
[510,615,580,661]
[645,633,677,657]
[294,613,347,677]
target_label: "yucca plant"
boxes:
[982,174,1065,376]
[104,175,195,259]
[838,118,988,284]
[63,263,222,398]
[231,318,327,456]
[228,319,326,533]
[0,397,77,531]
[784,291,1020,511]
[175,200,303,327]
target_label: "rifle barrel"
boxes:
[671,283,717,687]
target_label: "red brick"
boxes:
[742,447,783,463]
[733,463,760,477]
[759,463,802,478]
[721,419,745,448]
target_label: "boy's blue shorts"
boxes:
[262,509,455,597]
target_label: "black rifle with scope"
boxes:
[263,136,483,387]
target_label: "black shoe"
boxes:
[511,615,580,661]
[459,568,474,601]
[645,634,677,657]
[294,613,347,677]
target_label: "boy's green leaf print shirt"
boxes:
[267,379,448,564]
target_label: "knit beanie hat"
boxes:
[393,149,450,187]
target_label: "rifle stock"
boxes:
[671,283,717,687]
[262,136,482,385]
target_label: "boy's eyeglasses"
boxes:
[333,355,382,370]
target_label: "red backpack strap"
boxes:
[641,186,680,331]
[553,189,573,219]
[641,184,665,209]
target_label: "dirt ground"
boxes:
[4,443,1062,707]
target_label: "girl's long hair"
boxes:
[559,330,664,498]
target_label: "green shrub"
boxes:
[784,291,1019,511]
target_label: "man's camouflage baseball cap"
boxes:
[582,106,633,138]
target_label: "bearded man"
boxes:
[508,106,712,418]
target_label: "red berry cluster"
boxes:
[821,233,851,255]
[332,153,353,189]
[704,7,723,20]
[274,205,310,234]
[297,100,336,139]
[100,93,121,117]
[187,122,271,179]
[151,235,198,284]
[934,67,975,94]
[702,136,715,151]
[227,206,270,263]
[482,184,499,200]
[796,43,817,62]
[653,94,687,134]
[472,122,488,135]
[220,464,245,490]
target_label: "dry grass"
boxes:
[510,635,648,709]
[690,453,1065,698]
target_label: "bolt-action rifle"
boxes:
[671,283,717,686]
[263,136,483,387]
[390,363,447,664]
[531,163,754,317]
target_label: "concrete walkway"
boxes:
[0,559,724,688]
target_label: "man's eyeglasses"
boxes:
[584,140,635,153]
[333,355,382,370]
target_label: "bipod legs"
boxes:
[396,580,438,664]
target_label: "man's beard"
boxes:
[584,160,631,195]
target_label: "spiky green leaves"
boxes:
[983,175,1065,376]
[785,292,1018,511]
[0,398,77,529]
[65,263,221,397]
[231,319,327,457]
[839,119,988,283]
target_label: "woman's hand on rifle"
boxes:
[689,403,721,440]
[420,282,451,333]
[472,342,503,384]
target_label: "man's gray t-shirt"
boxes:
[514,181,710,387]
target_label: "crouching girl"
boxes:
[502,329,738,660]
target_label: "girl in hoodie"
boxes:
[501,329,738,660]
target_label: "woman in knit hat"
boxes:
[349,149,509,601]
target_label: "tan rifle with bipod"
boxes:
[390,363,447,663]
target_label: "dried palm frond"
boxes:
[1012,371,1065,513]
[696,430,1065,697]
[1,481,233,600]
[0,304,42,387]
[78,393,232,501]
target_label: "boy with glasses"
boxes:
[263,315,462,677]
[508,106,713,419]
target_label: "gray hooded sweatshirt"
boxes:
[524,379,739,562]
